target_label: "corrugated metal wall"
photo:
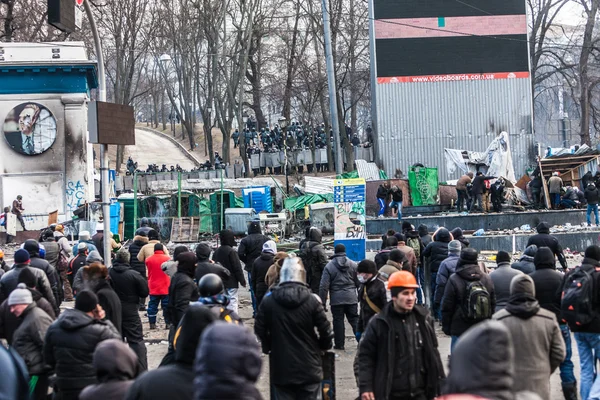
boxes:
[374,78,535,181]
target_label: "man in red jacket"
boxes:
[145,243,171,329]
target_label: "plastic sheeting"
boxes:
[284,194,333,213]
[444,131,517,183]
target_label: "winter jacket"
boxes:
[145,250,171,295]
[423,228,452,273]
[548,176,563,194]
[379,259,404,280]
[92,232,105,259]
[374,247,396,270]
[137,240,170,265]
[238,225,269,272]
[79,340,138,400]
[29,255,60,307]
[526,223,567,270]
[73,240,98,254]
[109,262,148,345]
[0,264,57,315]
[161,260,178,278]
[69,252,87,277]
[528,248,563,322]
[12,303,54,375]
[0,345,30,400]
[128,236,149,277]
[492,276,565,400]
[419,225,432,248]
[73,267,86,295]
[441,262,496,337]
[135,224,152,238]
[585,185,600,205]
[562,257,600,333]
[319,253,359,307]
[450,228,470,248]
[490,263,523,311]
[195,322,264,400]
[42,240,60,269]
[456,174,473,191]
[299,228,329,293]
[55,233,72,257]
[167,270,200,327]
[472,175,494,195]
[44,308,121,392]
[358,303,444,399]
[511,246,537,274]
[0,287,55,344]
[376,185,388,199]
[397,243,417,276]
[92,279,123,334]
[251,252,274,305]
[443,320,524,400]
[434,253,460,306]
[195,260,231,284]
[357,274,387,333]
[254,282,333,386]
[212,231,246,289]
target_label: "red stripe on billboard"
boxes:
[377,72,530,83]
[375,15,527,39]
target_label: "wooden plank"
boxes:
[539,157,551,209]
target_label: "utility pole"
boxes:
[321,0,343,175]
[83,0,111,267]
[559,86,568,148]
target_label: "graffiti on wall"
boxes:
[334,201,366,240]
[66,180,85,211]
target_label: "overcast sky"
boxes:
[555,1,586,25]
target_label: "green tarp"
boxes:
[284,193,333,213]
[408,167,439,206]
[337,169,389,180]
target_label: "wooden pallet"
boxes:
[171,217,200,242]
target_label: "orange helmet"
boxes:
[0,250,3,258]
[388,271,419,290]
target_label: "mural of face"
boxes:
[18,104,40,136]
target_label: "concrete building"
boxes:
[0,42,97,230]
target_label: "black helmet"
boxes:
[198,273,225,297]
[140,217,149,226]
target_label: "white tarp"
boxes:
[444,131,516,183]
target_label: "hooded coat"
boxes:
[90,278,123,334]
[526,223,567,270]
[79,340,138,400]
[585,184,600,205]
[237,222,269,272]
[167,253,199,327]
[490,262,524,312]
[434,252,460,306]
[11,303,54,375]
[251,252,274,305]
[24,240,61,306]
[450,228,470,248]
[441,260,496,336]
[299,227,329,293]
[43,308,121,393]
[128,236,149,277]
[492,275,565,400]
[422,228,452,273]
[319,253,359,306]
[254,282,333,386]
[0,287,55,344]
[212,230,246,289]
[528,247,563,322]
[511,245,537,274]
[562,256,600,333]
[0,264,57,315]
[418,225,432,247]
[195,322,264,400]
[125,304,217,400]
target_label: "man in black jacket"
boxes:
[166,252,199,331]
[128,235,149,311]
[212,230,246,314]
[109,249,149,372]
[251,240,276,307]
[23,239,61,308]
[84,263,122,334]
[194,243,230,283]
[134,218,153,237]
[470,172,495,212]
[441,248,496,351]
[529,247,577,399]
[359,270,444,400]
[255,256,333,399]
[376,182,390,217]
[238,221,268,316]
[526,222,568,270]
[422,227,452,317]
[374,236,399,270]
[355,260,387,341]
[585,182,600,226]
[299,227,328,293]
[44,290,121,400]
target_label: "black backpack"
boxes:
[561,266,597,327]
[462,280,492,321]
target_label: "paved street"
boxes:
[127,129,198,171]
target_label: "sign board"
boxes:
[333,178,366,262]
[88,101,135,145]
[48,0,76,33]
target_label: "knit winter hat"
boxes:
[86,251,103,264]
[334,244,346,254]
[585,245,600,262]
[13,249,30,264]
[448,240,462,255]
[8,283,33,306]
[195,243,212,260]
[459,248,479,265]
[262,240,277,255]
[357,259,377,275]
[496,251,511,264]
[75,290,98,313]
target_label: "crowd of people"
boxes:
[1,216,599,399]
